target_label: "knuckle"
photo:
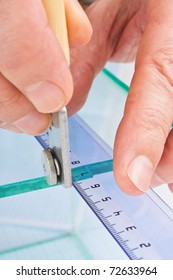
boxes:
[154,48,173,79]
[143,45,173,97]
[136,108,169,142]
[82,60,95,78]
[71,48,95,82]
[0,92,21,114]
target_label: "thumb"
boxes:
[114,0,173,195]
[0,0,91,115]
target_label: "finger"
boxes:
[0,73,50,135]
[168,184,173,193]
[65,0,92,47]
[150,128,173,194]
[0,0,90,114]
[150,129,173,187]
[110,1,146,62]
[0,120,22,134]
[114,0,173,195]
[68,0,126,115]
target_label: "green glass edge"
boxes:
[102,68,129,94]
[0,160,113,198]
[72,159,113,181]
[0,68,126,198]
[0,177,52,198]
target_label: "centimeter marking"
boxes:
[35,133,160,260]
[72,178,160,260]
[73,182,136,260]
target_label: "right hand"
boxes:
[0,0,92,134]
[68,0,173,194]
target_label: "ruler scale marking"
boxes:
[2,115,173,259]
[73,177,160,260]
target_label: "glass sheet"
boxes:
[0,70,129,260]
[0,70,173,260]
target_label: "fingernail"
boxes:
[127,155,154,192]
[25,81,65,113]
[0,122,22,133]
[14,111,51,135]
[150,173,165,187]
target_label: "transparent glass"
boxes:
[0,69,173,260]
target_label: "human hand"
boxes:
[68,0,173,194]
[0,0,92,134]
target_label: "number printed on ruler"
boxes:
[74,177,161,260]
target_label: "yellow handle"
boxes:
[42,0,70,64]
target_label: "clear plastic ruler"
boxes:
[36,115,173,260]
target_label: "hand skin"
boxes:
[1,0,173,195]
[68,0,173,194]
[0,0,92,134]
